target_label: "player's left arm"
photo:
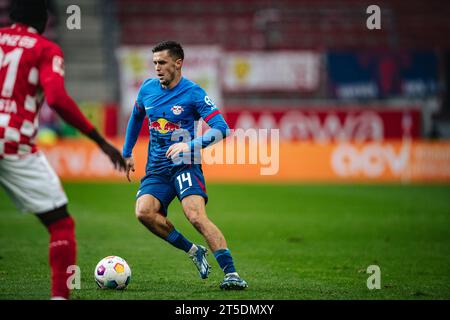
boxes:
[189,113,229,149]
[39,45,95,135]
[166,88,229,159]
[39,44,126,171]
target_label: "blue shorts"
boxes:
[136,164,208,216]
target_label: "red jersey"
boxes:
[0,23,94,159]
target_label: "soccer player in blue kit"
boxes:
[123,41,247,290]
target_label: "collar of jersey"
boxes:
[160,77,185,91]
[11,23,38,34]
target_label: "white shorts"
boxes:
[0,151,68,214]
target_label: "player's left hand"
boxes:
[166,142,190,159]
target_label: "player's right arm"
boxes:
[39,43,126,171]
[123,98,146,182]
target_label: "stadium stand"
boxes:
[1,0,449,137]
[116,0,450,50]
[113,0,450,137]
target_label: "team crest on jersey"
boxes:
[52,56,65,77]
[171,105,184,115]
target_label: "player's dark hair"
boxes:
[9,0,48,34]
[152,41,184,61]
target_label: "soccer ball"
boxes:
[94,256,131,290]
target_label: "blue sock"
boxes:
[213,249,236,274]
[165,229,193,253]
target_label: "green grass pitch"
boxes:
[0,182,449,300]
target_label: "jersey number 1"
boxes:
[0,48,24,97]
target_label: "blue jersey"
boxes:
[123,77,228,175]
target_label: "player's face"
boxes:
[153,50,182,88]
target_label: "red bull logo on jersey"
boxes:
[149,118,181,134]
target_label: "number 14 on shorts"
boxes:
[177,172,192,194]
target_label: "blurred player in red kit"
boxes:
[0,0,126,299]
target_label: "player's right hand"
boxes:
[125,157,135,182]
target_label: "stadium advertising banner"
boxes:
[117,46,223,114]
[39,139,450,183]
[327,51,439,99]
[222,51,321,92]
[224,107,421,141]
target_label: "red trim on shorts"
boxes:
[194,175,206,193]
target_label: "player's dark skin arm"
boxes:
[87,129,127,172]
[44,82,126,172]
